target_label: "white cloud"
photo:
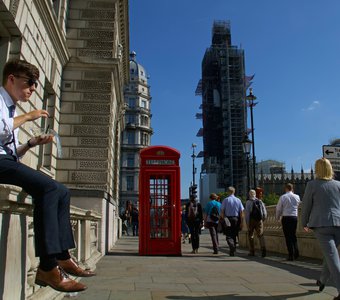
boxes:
[302,100,320,112]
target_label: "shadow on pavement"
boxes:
[166,290,318,300]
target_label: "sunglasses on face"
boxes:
[14,75,38,88]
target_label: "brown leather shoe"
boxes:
[35,266,87,292]
[58,258,96,277]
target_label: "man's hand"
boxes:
[25,110,49,121]
[30,135,53,146]
[13,110,50,129]
[303,227,310,232]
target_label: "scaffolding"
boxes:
[196,20,248,195]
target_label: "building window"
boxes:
[127,176,134,191]
[126,114,135,124]
[141,100,147,109]
[128,98,135,108]
[127,153,135,167]
[127,131,135,144]
[141,115,148,126]
[141,133,149,146]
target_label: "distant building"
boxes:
[257,160,286,174]
[120,52,153,209]
[258,167,314,198]
[196,20,247,196]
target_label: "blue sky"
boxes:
[129,0,340,198]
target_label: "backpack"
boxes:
[209,205,219,222]
[250,200,263,221]
[188,202,198,222]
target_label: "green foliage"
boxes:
[217,192,228,201]
[262,193,279,206]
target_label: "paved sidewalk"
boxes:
[67,232,338,300]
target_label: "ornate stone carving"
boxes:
[81,115,110,124]
[70,171,107,183]
[75,81,112,92]
[80,10,115,20]
[74,102,110,113]
[88,1,115,9]
[79,137,109,147]
[79,29,114,39]
[88,21,115,29]
[84,71,111,80]
[73,125,109,136]
[9,0,20,17]
[79,49,113,59]
[71,148,108,159]
[83,93,111,102]
[79,160,108,170]
[85,40,114,50]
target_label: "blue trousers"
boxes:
[314,226,340,292]
[0,155,75,257]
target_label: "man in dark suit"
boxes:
[0,59,95,293]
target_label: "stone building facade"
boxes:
[0,0,129,299]
[258,168,314,198]
[120,52,152,210]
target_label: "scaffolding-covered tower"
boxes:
[197,21,247,195]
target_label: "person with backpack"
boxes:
[245,189,267,257]
[185,195,203,254]
[276,183,301,261]
[204,193,221,254]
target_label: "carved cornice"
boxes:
[33,0,70,66]
[118,0,130,84]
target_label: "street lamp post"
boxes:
[246,88,258,188]
[191,143,197,186]
[242,134,252,192]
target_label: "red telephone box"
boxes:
[139,146,181,255]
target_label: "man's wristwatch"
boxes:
[27,139,33,148]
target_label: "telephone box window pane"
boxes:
[149,175,171,239]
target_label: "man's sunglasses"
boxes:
[14,75,38,88]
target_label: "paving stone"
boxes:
[70,232,339,300]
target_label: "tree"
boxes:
[262,193,279,206]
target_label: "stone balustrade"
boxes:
[238,205,323,259]
[0,185,102,300]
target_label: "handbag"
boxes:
[217,217,231,234]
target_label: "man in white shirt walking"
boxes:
[276,183,301,261]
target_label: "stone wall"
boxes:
[0,185,102,300]
[238,206,323,259]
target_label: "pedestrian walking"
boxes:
[301,158,340,300]
[204,193,221,254]
[185,195,203,254]
[220,187,244,256]
[131,205,139,236]
[245,189,267,257]
[181,205,190,243]
[276,183,300,260]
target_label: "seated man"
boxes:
[0,59,95,293]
